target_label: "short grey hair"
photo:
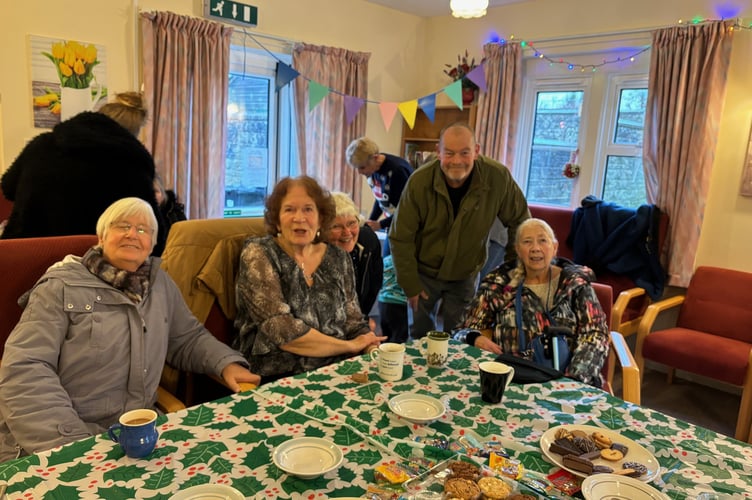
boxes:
[330,192,364,224]
[96,197,159,248]
[345,137,379,168]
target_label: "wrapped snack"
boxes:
[374,463,413,484]
[488,452,523,480]
[547,468,581,496]
[517,471,556,497]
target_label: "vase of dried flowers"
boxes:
[444,50,482,104]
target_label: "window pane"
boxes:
[602,155,647,207]
[614,88,647,145]
[225,74,270,217]
[526,91,583,205]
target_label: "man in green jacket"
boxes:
[389,123,530,339]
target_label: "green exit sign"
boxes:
[204,0,258,27]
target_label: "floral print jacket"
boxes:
[459,258,609,387]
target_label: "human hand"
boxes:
[351,331,387,354]
[368,317,377,332]
[407,291,428,311]
[220,363,261,392]
[474,335,502,355]
[365,220,382,231]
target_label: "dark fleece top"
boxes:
[1,112,165,255]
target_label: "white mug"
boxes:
[370,342,406,381]
[420,330,450,367]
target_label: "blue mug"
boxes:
[108,409,159,458]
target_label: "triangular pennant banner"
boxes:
[344,96,365,125]
[466,65,487,93]
[275,62,300,91]
[417,94,437,123]
[379,102,399,131]
[398,100,419,129]
[308,81,329,111]
[445,81,464,109]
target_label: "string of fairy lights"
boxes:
[487,17,751,73]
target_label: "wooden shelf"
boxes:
[401,105,476,169]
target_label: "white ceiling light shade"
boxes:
[450,0,489,18]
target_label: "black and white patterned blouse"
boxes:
[233,236,369,379]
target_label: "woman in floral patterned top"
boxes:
[233,176,386,382]
[455,218,609,387]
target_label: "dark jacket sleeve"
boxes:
[357,225,383,314]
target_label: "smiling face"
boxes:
[277,184,321,249]
[516,221,559,277]
[100,215,155,272]
[438,125,479,188]
[328,215,360,253]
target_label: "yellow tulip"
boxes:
[50,102,61,115]
[84,44,97,64]
[73,42,86,60]
[63,47,76,68]
[59,61,73,77]
[51,42,65,60]
[73,59,85,75]
[34,93,60,107]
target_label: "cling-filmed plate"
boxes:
[388,393,446,424]
[169,484,244,500]
[272,437,343,479]
[581,474,669,500]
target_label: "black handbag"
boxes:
[496,352,563,384]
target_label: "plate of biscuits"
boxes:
[540,424,659,482]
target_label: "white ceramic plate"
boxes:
[540,424,659,482]
[388,393,446,424]
[582,474,669,500]
[169,484,244,500]
[272,437,343,479]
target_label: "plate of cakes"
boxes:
[540,424,659,482]
[403,456,547,499]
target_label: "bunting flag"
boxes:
[398,100,419,130]
[445,80,464,109]
[308,81,329,111]
[418,94,437,123]
[466,65,487,93]
[275,62,299,91]
[344,96,365,125]
[379,102,399,131]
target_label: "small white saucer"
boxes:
[388,393,445,424]
[169,484,244,500]
[272,437,343,479]
[582,474,669,500]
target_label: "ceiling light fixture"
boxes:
[450,0,489,19]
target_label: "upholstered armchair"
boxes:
[635,266,752,442]
[0,234,184,413]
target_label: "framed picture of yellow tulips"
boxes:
[29,35,108,129]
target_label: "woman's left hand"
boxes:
[474,336,502,355]
[352,331,387,354]
[221,363,261,392]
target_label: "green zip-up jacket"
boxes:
[388,155,530,298]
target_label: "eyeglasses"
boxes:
[330,220,359,232]
[111,222,154,236]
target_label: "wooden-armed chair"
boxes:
[160,217,267,405]
[635,266,752,442]
[479,282,639,403]
[0,235,184,413]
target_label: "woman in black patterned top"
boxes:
[233,176,386,382]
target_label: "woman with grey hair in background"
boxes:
[0,198,259,462]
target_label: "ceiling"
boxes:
[361,0,530,18]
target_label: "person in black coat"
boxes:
[0,92,166,255]
[153,172,187,237]
[327,192,383,325]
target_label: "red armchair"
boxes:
[635,266,752,442]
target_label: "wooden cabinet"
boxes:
[400,105,476,169]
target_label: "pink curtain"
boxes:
[292,43,370,203]
[140,12,232,219]
[643,21,734,287]
[475,42,522,165]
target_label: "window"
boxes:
[516,45,650,209]
[224,41,299,217]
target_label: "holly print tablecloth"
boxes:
[0,342,750,499]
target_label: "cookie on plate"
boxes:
[477,476,511,499]
[447,460,481,481]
